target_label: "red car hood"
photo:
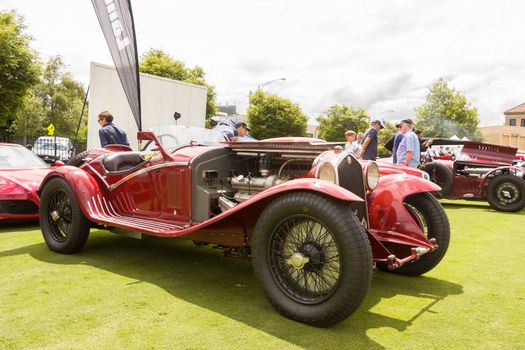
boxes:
[456,142,517,166]
[375,162,426,177]
[0,167,51,193]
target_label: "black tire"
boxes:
[39,177,90,254]
[67,150,92,167]
[381,192,450,276]
[486,174,525,212]
[421,162,454,195]
[252,192,373,327]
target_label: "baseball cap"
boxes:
[371,120,384,129]
[396,119,414,127]
[234,121,251,131]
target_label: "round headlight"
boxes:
[317,162,337,184]
[365,161,379,191]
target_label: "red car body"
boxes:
[421,141,525,211]
[38,131,450,327]
[0,143,54,221]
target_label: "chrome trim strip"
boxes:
[108,161,188,191]
[86,163,111,188]
[231,148,326,154]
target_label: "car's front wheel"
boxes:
[40,177,90,254]
[252,192,372,327]
[381,192,450,276]
[486,174,525,212]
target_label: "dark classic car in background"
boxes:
[420,140,525,212]
[0,143,54,221]
[38,126,450,327]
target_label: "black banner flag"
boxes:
[91,0,142,131]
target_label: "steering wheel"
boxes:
[142,133,179,151]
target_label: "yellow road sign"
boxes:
[47,123,55,136]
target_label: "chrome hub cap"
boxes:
[286,252,310,270]
[50,210,60,221]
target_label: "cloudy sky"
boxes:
[2,0,524,126]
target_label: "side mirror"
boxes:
[26,144,33,150]
[173,112,181,121]
[54,160,65,167]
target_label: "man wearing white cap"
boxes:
[396,119,420,168]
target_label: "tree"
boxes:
[247,90,307,139]
[139,49,217,122]
[0,10,41,134]
[11,56,88,141]
[414,78,482,140]
[317,105,369,142]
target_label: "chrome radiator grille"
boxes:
[336,155,368,227]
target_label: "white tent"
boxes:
[449,135,460,140]
[461,137,470,141]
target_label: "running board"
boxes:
[86,195,187,235]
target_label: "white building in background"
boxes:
[88,62,207,150]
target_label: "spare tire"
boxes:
[421,162,454,195]
[67,150,92,167]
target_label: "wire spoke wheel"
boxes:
[47,188,73,242]
[269,215,341,304]
[40,178,91,254]
[404,202,429,236]
[252,192,372,327]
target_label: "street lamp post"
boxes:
[257,77,286,90]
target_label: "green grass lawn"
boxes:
[1,201,524,349]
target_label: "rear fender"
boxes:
[39,166,104,220]
[367,174,441,243]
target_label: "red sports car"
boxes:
[421,141,525,212]
[0,143,53,221]
[38,126,450,327]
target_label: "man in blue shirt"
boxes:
[359,120,384,161]
[392,122,404,164]
[97,111,129,147]
[396,119,420,168]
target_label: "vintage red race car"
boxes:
[37,125,450,327]
[420,140,525,212]
[0,143,56,221]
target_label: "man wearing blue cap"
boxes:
[359,120,384,161]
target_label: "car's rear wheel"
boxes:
[486,174,525,212]
[420,162,454,195]
[252,192,372,327]
[40,177,90,254]
[381,192,450,276]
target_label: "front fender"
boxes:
[367,174,441,243]
[39,166,104,219]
